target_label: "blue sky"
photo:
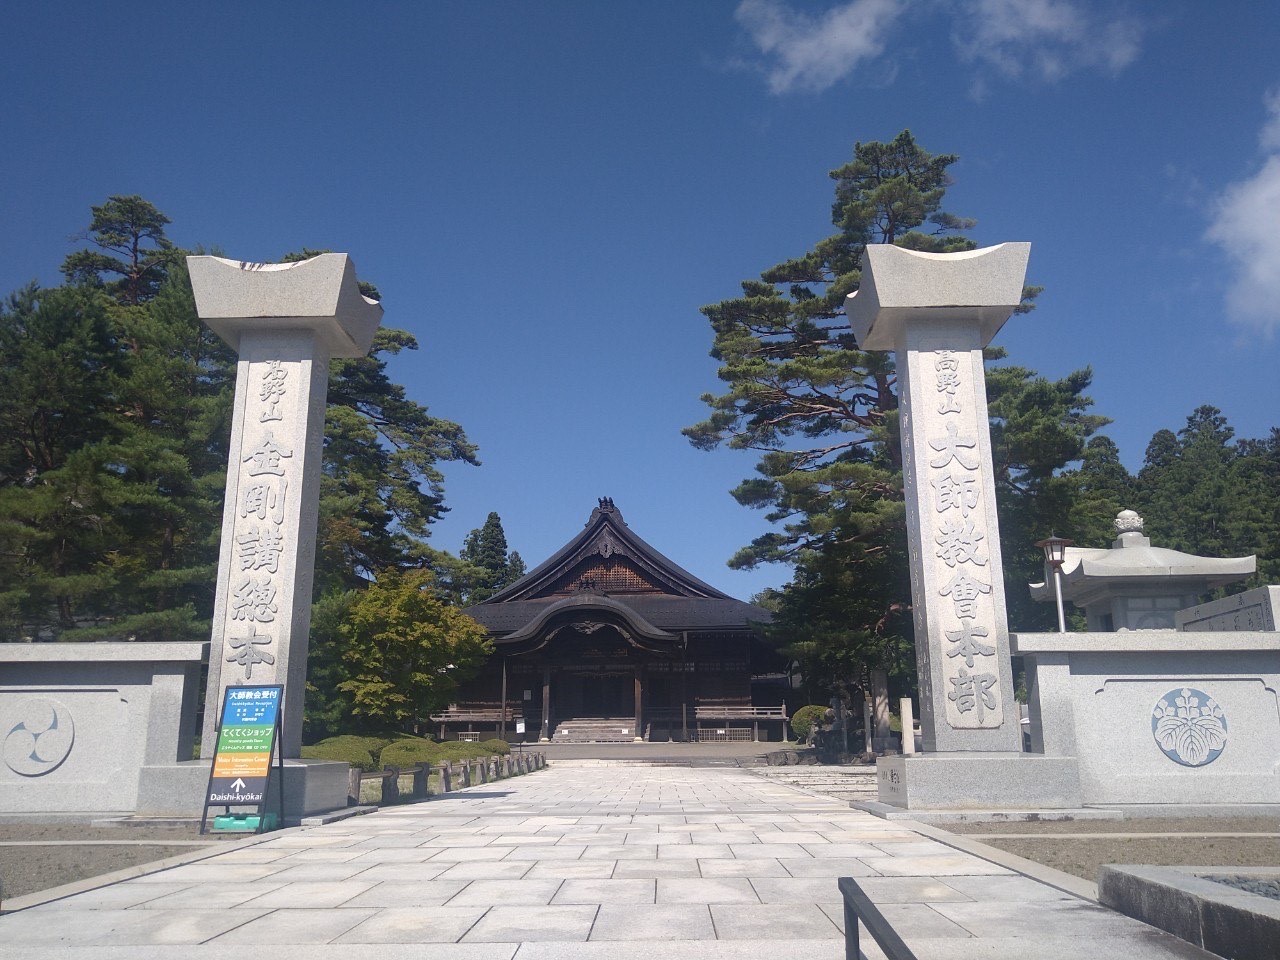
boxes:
[2,1,1278,600]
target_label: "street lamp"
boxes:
[1035,534,1074,633]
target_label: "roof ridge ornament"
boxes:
[1114,509,1144,532]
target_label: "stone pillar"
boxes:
[540,664,551,742]
[871,669,891,740]
[847,243,1028,754]
[900,697,916,755]
[189,255,382,758]
[633,665,644,742]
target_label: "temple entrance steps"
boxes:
[550,717,638,742]
[750,764,879,802]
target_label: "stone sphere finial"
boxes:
[1114,509,1144,533]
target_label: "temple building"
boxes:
[436,499,787,743]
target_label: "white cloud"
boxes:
[1206,92,1280,337]
[951,0,1143,83]
[733,0,1143,96]
[733,0,908,94]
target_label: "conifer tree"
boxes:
[687,131,1102,695]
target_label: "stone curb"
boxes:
[909,819,1099,901]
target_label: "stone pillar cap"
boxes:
[845,242,1031,350]
[187,253,383,357]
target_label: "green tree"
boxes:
[0,201,477,647]
[458,511,524,603]
[1135,407,1279,587]
[686,131,1100,697]
[335,570,492,733]
[61,195,176,304]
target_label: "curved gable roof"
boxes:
[481,498,732,604]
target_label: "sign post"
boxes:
[200,684,285,833]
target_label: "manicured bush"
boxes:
[300,734,394,771]
[790,704,829,742]
[379,738,447,768]
[479,738,510,755]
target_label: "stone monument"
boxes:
[188,254,383,758]
[848,244,1080,810]
[1029,510,1254,631]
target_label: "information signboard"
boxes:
[200,684,284,832]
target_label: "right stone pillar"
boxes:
[848,244,1081,810]
[848,243,1027,753]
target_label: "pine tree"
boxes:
[686,131,1100,695]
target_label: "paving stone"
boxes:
[613,859,702,878]
[448,878,565,905]
[749,876,845,904]
[697,857,789,878]
[657,877,760,903]
[525,860,618,879]
[136,881,291,909]
[577,843,658,860]
[461,904,598,942]
[552,878,655,904]
[932,899,1142,937]
[434,860,534,880]
[846,876,976,903]
[710,903,842,939]
[588,903,716,940]
[777,857,881,878]
[940,875,1075,901]
[728,842,811,859]
[336,906,489,943]
[870,855,1013,877]
[656,843,733,859]
[238,880,377,908]
[347,861,455,882]
[341,880,472,907]
[203,907,371,944]
[0,908,267,945]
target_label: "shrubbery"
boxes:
[790,705,829,742]
[302,734,511,770]
[299,734,395,771]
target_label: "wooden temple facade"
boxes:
[438,499,788,743]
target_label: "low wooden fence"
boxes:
[346,750,546,806]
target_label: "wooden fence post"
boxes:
[412,763,428,799]
[441,760,452,792]
[479,758,489,784]
[462,760,472,788]
[348,767,363,806]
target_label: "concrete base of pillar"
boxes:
[876,753,1081,810]
[136,758,350,822]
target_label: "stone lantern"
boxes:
[1029,511,1255,631]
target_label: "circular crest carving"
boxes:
[3,698,76,777]
[1151,687,1226,767]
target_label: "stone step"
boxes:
[551,718,638,743]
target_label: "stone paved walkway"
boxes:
[0,765,1212,958]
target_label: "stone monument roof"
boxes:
[1029,510,1255,604]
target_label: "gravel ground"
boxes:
[944,817,1280,883]
[0,824,238,902]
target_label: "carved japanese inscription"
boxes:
[220,359,296,682]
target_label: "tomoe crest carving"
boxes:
[1152,687,1227,767]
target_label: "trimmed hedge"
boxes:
[300,734,395,771]
[302,734,513,771]
[790,705,829,742]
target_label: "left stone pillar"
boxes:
[189,255,383,758]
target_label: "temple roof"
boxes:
[465,498,771,638]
